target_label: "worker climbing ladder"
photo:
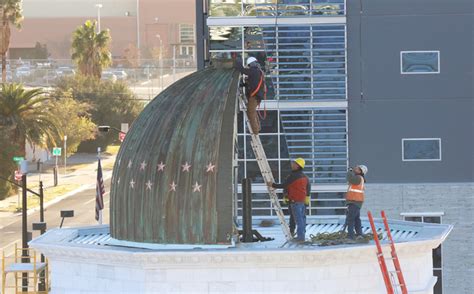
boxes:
[238,86,292,242]
[368,210,408,294]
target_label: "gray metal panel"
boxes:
[347,1,474,183]
[359,0,474,15]
[348,100,474,182]
[360,14,473,101]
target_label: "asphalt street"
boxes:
[0,179,111,293]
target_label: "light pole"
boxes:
[64,135,67,175]
[156,34,164,91]
[95,3,103,33]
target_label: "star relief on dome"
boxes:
[192,182,202,192]
[145,180,153,190]
[157,161,166,171]
[169,181,177,192]
[181,162,191,172]
[140,161,147,171]
[206,162,216,173]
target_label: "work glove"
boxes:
[305,195,310,206]
[283,195,289,205]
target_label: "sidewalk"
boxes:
[0,152,116,216]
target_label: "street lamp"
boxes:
[155,34,164,91]
[95,3,103,33]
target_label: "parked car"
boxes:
[55,67,75,77]
[113,70,128,80]
[16,66,31,78]
[101,71,117,82]
[43,71,58,83]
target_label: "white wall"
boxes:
[38,241,439,294]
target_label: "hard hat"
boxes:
[294,158,305,169]
[358,165,368,175]
[246,57,257,66]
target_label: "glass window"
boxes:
[246,160,279,183]
[404,216,422,222]
[179,24,194,43]
[210,26,242,51]
[238,135,244,159]
[402,138,441,161]
[209,1,242,17]
[401,51,440,74]
[246,135,279,159]
[258,110,278,133]
[244,27,265,50]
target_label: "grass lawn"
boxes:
[0,183,82,213]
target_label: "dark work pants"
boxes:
[290,202,306,241]
[346,203,362,239]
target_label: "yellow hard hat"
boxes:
[294,158,305,169]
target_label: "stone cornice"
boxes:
[31,238,439,269]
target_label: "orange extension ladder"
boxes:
[367,211,408,294]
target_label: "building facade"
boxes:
[10,0,196,61]
[199,0,474,293]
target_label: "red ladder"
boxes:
[367,211,408,294]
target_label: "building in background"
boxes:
[9,0,196,62]
[199,0,474,293]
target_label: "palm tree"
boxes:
[0,0,23,83]
[71,20,112,79]
[0,83,60,154]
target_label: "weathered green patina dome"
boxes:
[110,68,239,244]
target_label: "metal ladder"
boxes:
[238,89,292,242]
[368,211,408,294]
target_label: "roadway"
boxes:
[0,179,111,293]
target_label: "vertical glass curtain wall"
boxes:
[209,1,345,17]
[208,0,348,216]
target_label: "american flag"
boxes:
[95,158,105,222]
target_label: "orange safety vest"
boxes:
[346,177,365,202]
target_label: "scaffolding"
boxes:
[1,244,49,294]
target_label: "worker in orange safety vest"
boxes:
[345,164,368,240]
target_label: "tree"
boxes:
[53,75,143,151]
[49,92,96,154]
[0,83,60,152]
[0,0,23,83]
[71,20,112,79]
[0,83,60,200]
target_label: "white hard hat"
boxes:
[246,57,257,66]
[358,165,368,175]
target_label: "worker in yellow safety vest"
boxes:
[345,165,368,240]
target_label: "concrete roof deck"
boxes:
[30,216,452,252]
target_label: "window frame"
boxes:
[401,138,442,162]
[401,212,444,294]
[400,50,440,75]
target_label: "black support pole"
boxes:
[21,173,28,292]
[195,0,208,70]
[242,178,253,242]
[39,181,44,224]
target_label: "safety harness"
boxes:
[250,68,267,120]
